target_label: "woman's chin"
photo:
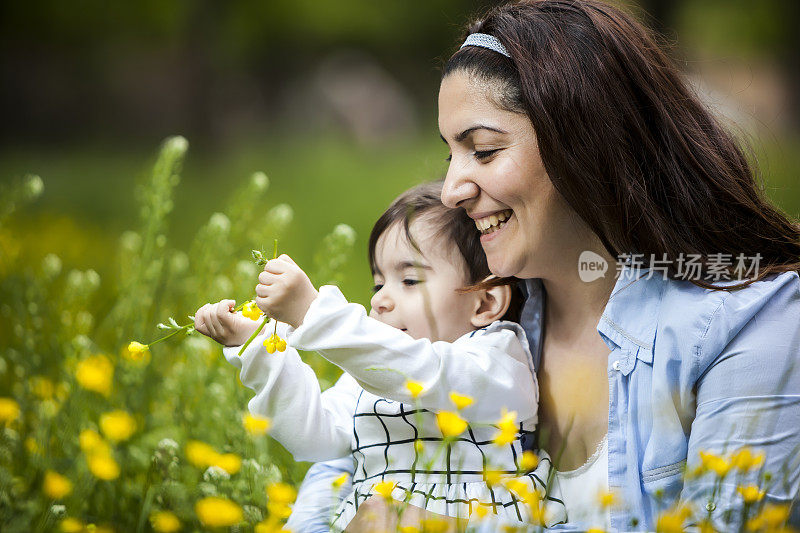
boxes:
[487,256,519,279]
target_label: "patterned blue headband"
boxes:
[460,33,511,58]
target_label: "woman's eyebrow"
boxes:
[440,125,508,143]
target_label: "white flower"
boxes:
[208,212,230,233]
[203,465,230,482]
[332,224,357,246]
[251,172,269,191]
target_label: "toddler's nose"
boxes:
[370,288,394,315]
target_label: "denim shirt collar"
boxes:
[518,266,664,374]
[596,267,664,371]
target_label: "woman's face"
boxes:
[438,70,579,280]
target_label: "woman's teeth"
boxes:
[475,210,512,235]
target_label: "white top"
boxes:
[553,435,610,529]
[223,285,567,530]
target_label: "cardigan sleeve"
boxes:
[222,323,360,463]
[285,285,538,424]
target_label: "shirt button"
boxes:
[612,360,621,371]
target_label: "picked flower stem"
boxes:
[238,239,279,356]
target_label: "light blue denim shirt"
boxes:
[286,267,800,532]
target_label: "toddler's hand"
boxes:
[194,300,261,347]
[255,254,318,328]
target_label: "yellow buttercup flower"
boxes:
[150,511,181,533]
[0,398,20,425]
[597,489,617,508]
[436,410,468,438]
[372,480,396,499]
[256,518,291,533]
[449,391,474,410]
[43,470,73,499]
[75,354,113,396]
[504,478,531,498]
[586,529,606,533]
[332,472,350,489]
[99,410,137,442]
[697,519,716,533]
[31,376,55,400]
[195,497,243,527]
[484,469,503,487]
[185,440,219,468]
[492,409,518,446]
[266,482,296,520]
[26,437,42,456]
[399,526,420,533]
[472,505,489,519]
[61,518,85,532]
[746,503,791,531]
[699,450,731,477]
[79,429,110,456]
[243,413,272,436]
[263,334,287,354]
[242,300,264,321]
[737,485,765,504]
[420,518,449,533]
[87,452,120,481]
[730,447,765,472]
[214,453,242,475]
[520,451,539,471]
[126,341,150,361]
[655,506,691,533]
[405,380,424,399]
[267,482,298,506]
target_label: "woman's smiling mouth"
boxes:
[474,209,513,235]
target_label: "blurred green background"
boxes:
[1,0,799,308]
[0,1,799,528]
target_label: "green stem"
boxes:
[238,316,270,356]
[148,324,193,347]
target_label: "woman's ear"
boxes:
[470,283,512,328]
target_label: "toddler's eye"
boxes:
[371,284,384,293]
[402,279,421,287]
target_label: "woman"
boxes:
[288,1,800,531]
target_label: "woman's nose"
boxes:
[370,289,394,314]
[441,163,480,208]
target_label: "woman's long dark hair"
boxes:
[444,0,800,289]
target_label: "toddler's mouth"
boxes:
[475,209,512,235]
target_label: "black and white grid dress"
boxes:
[223,286,567,530]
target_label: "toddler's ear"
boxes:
[470,283,512,328]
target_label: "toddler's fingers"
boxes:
[255,296,269,314]
[255,283,270,298]
[208,301,230,337]
[194,304,211,335]
[258,270,279,285]
[263,260,290,275]
[279,254,297,266]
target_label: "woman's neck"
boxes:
[541,249,618,344]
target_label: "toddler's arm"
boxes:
[221,323,359,463]
[287,286,538,424]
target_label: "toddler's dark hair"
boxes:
[368,180,523,321]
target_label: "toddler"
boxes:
[194,181,566,530]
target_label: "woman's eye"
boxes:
[371,284,384,293]
[402,279,421,287]
[474,149,499,160]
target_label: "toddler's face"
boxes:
[369,218,478,343]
